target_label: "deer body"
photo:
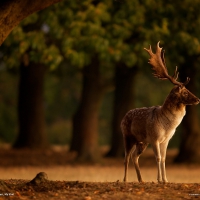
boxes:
[124,105,184,145]
[122,42,200,183]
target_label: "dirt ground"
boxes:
[0,145,200,199]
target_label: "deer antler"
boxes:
[144,42,190,86]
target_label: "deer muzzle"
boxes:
[194,98,200,105]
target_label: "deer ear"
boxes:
[178,85,183,92]
[173,85,182,94]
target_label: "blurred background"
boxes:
[1,0,200,164]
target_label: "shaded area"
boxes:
[0,146,179,167]
[0,146,76,167]
[175,58,200,163]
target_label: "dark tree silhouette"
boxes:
[175,56,200,163]
[14,61,47,148]
[106,63,138,157]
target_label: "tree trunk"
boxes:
[70,57,105,162]
[106,63,138,157]
[13,62,48,148]
[0,0,61,45]
[174,57,200,163]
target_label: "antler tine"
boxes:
[183,77,190,86]
[173,66,179,81]
[144,42,182,86]
[161,49,166,67]
[144,45,153,56]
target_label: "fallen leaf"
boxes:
[84,196,92,200]
[16,191,21,197]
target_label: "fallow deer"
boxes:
[121,42,200,183]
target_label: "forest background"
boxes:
[1,0,200,163]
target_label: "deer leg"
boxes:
[123,135,136,182]
[160,141,169,183]
[123,145,135,182]
[152,142,162,183]
[132,142,148,182]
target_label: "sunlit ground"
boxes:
[0,146,199,183]
[0,165,200,183]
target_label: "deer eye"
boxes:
[183,91,188,96]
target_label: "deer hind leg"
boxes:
[123,135,136,182]
[132,142,148,182]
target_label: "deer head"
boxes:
[170,85,200,105]
[144,42,200,106]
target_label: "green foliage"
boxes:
[21,13,39,26]
[2,12,63,69]
[147,0,200,60]
[3,0,175,71]
[41,0,150,69]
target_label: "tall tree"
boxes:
[107,63,138,157]
[54,1,114,161]
[71,56,110,161]
[2,12,63,148]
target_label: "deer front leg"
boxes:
[160,141,169,183]
[152,142,162,183]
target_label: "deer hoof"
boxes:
[139,179,144,183]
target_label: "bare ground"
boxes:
[0,145,200,199]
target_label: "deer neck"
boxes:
[158,94,186,131]
[161,93,186,118]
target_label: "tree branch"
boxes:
[0,0,62,45]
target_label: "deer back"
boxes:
[121,106,161,142]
